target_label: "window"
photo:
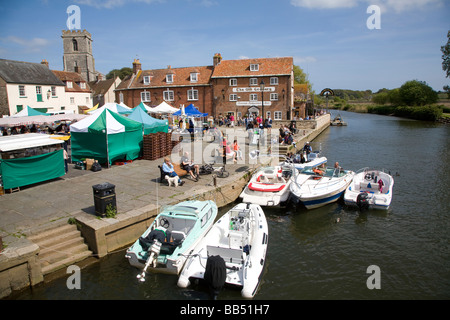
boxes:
[166,74,173,83]
[141,91,151,102]
[270,93,278,101]
[188,89,198,101]
[86,97,90,103]
[249,78,258,86]
[70,97,75,104]
[190,73,198,82]
[80,82,86,89]
[229,94,238,101]
[119,93,124,104]
[51,86,56,97]
[143,76,151,85]
[270,77,279,85]
[72,38,78,51]
[274,111,282,120]
[36,86,42,102]
[67,81,73,88]
[250,94,258,101]
[163,90,174,101]
[250,63,259,71]
[229,78,237,86]
[19,85,26,97]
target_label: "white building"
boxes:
[52,70,93,114]
[0,59,67,116]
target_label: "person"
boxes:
[334,162,342,170]
[303,142,312,155]
[162,157,184,186]
[283,132,293,145]
[378,178,384,193]
[313,166,324,176]
[181,151,200,181]
[63,148,69,173]
[232,139,243,160]
[222,142,236,162]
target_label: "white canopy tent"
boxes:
[149,101,179,114]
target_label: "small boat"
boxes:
[330,114,347,126]
[281,150,328,171]
[344,168,394,210]
[177,203,268,299]
[239,164,294,206]
[125,200,217,281]
[290,166,354,209]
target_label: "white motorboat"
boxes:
[239,164,295,206]
[125,200,217,281]
[281,150,328,171]
[177,203,268,299]
[290,166,354,209]
[344,168,394,210]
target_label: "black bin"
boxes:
[92,182,116,216]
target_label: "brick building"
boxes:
[115,54,294,120]
[115,59,213,115]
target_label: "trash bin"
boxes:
[92,182,116,216]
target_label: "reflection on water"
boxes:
[10,111,450,300]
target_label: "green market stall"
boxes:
[0,133,65,191]
[128,103,169,134]
[70,108,143,165]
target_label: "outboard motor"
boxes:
[356,192,370,211]
[204,255,226,300]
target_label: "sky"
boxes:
[0,0,449,93]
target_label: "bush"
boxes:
[398,80,438,106]
[394,105,442,121]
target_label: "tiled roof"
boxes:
[52,70,92,93]
[211,57,293,78]
[88,77,118,95]
[0,59,64,86]
[117,65,214,90]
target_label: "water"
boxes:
[10,111,450,300]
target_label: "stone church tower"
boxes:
[62,29,97,82]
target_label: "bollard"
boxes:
[213,174,217,187]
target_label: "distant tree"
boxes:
[398,80,438,106]
[106,67,133,80]
[441,30,450,97]
[372,91,389,105]
[293,65,313,93]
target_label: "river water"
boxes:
[11,111,450,300]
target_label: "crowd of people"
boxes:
[0,123,70,136]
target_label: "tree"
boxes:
[293,65,313,93]
[398,80,438,106]
[441,30,450,97]
[106,67,133,80]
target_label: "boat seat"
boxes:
[259,175,269,183]
[171,231,186,244]
[207,245,244,265]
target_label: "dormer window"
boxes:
[250,63,259,71]
[190,73,198,82]
[67,81,73,88]
[80,82,86,89]
[143,76,151,85]
[166,74,174,83]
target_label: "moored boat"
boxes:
[330,114,347,126]
[125,200,217,281]
[239,164,294,206]
[344,168,394,210]
[290,166,354,209]
[177,203,268,299]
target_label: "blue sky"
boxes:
[0,0,449,93]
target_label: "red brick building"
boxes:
[115,54,294,120]
[115,59,213,115]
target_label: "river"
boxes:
[11,111,450,300]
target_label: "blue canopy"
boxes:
[128,104,169,134]
[173,104,208,117]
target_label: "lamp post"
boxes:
[259,80,265,121]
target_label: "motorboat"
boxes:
[177,203,268,299]
[125,200,217,281]
[344,168,394,210]
[330,114,347,126]
[290,166,354,209]
[239,164,295,206]
[281,150,328,171]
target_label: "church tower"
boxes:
[62,29,97,82]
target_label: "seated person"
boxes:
[221,142,236,162]
[232,139,243,160]
[313,166,324,176]
[162,157,185,186]
[181,151,200,181]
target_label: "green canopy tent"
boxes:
[128,103,169,134]
[70,108,143,165]
[11,105,51,117]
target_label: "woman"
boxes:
[232,139,243,160]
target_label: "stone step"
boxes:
[39,236,86,258]
[40,243,90,267]
[41,250,93,275]
[28,224,76,243]
[33,229,82,250]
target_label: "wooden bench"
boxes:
[158,163,188,183]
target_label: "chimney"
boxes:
[213,53,222,67]
[41,59,49,68]
[96,73,104,82]
[133,59,142,74]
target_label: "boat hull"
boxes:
[178,203,268,298]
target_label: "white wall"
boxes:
[6,84,66,115]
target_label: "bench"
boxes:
[158,163,188,183]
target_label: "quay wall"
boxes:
[0,115,329,299]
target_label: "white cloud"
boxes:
[290,0,444,12]
[2,36,51,52]
[74,0,164,9]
